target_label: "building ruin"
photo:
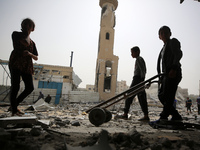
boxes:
[95,0,119,101]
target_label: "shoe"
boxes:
[12,111,22,117]
[149,119,168,128]
[116,114,128,120]
[138,116,150,121]
[8,107,25,115]
[171,115,183,122]
[17,109,25,115]
[149,118,168,126]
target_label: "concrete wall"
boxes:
[68,91,99,103]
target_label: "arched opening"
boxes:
[106,32,110,40]
[104,60,112,92]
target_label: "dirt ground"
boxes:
[0,102,200,150]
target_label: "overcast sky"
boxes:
[0,0,200,95]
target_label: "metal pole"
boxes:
[70,51,73,67]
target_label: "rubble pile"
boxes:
[0,101,200,150]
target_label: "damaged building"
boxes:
[95,0,119,101]
[0,60,96,104]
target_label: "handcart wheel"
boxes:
[104,109,112,123]
[89,107,106,126]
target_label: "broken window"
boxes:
[52,70,60,74]
[106,32,110,40]
[42,69,50,74]
[101,5,107,16]
[63,75,69,79]
[104,61,112,92]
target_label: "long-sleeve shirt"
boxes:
[157,38,182,74]
[134,56,146,79]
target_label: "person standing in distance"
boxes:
[197,95,200,115]
[9,18,38,116]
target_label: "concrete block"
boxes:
[0,116,37,128]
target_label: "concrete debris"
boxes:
[32,98,55,111]
[128,128,142,144]
[0,115,37,128]
[72,71,82,87]
[71,120,80,126]
[30,127,42,136]
[0,102,200,150]
[65,129,115,150]
[37,119,51,128]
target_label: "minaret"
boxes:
[95,0,119,100]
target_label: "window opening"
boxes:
[106,32,110,40]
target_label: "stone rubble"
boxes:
[0,101,200,150]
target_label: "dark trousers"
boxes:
[187,106,191,112]
[158,69,182,119]
[198,105,200,114]
[9,68,34,113]
[124,76,148,115]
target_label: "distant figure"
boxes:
[197,96,200,115]
[186,97,192,113]
[9,18,38,116]
[118,46,149,121]
[151,26,183,124]
[45,94,51,104]
[34,91,44,103]
[173,98,177,109]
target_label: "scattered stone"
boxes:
[55,121,66,127]
[37,119,52,128]
[0,103,200,150]
[71,120,80,126]
[30,127,41,136]
[159,137,172,148]
[63,119,70,125]
[128,128,142,144]
[54,117,62,122]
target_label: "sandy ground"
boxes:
[0,102,200,150]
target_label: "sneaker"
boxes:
[149,118,168,126]
[138,116,150,121]
[116,114,128,120]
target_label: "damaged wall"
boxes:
[95,0,119,101]
[68,91,99,103]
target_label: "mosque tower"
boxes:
[95,0,119,100]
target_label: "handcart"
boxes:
[86,74,164,126]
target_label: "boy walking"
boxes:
[120,46,149,121]
[152,26,183,123]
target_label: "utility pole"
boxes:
[70,51,73,67]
